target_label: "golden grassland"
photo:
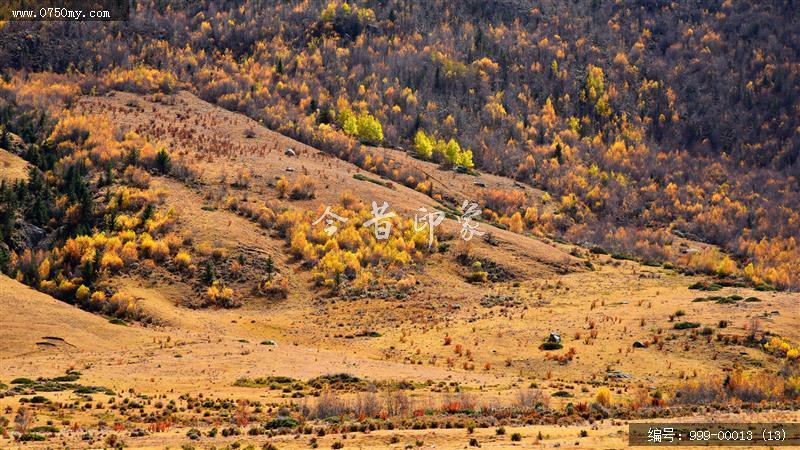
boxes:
[1,87,799,449]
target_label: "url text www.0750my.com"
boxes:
[1,0,129,21]
[11,7,110,20]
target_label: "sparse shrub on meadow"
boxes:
[123,165,152,189]
[100,251,124,271]
[140,234,170,261]
[107,292,138,317]
[205,281,239,308]
[275,177,289,199]
[174,251,192,270]
[260,276,289,299]
[289,175,316,200]
[594,387,612,407]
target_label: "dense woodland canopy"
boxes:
[1,0,799,288]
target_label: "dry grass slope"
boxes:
[0,149,28,182]
[0,275,147,358]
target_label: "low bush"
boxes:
[205,281,239,308]
[264,416,299,429]
[540,342,563,351]
[465,271,489,283]
[689,281,722,291]
[174,251,191,269]
[260,277,289,299]
[29,425,59,433]
[19,433,46,442]
[674,322,701,330]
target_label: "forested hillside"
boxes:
[1,0,798,288]
[3,4,800,446]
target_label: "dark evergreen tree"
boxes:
[0,126,9,150]
[265,254,274,281]
[155,148,171,174]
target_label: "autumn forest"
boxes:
[0,0,798,291]
[1,1,800,448]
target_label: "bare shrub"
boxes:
[479,398,505,416]
[14,407,34,434]
[339,191,363,210]
[630,389,651,410]
[314,390,348,419]
[234,399,250,427]
[384,389,411,417]
[515,388,549,411]
[353,392,381,419]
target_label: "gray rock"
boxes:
[35,227,63,251]
[12,221,46,249]
[606,370,632,379]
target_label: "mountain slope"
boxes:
[0,275,148,358]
